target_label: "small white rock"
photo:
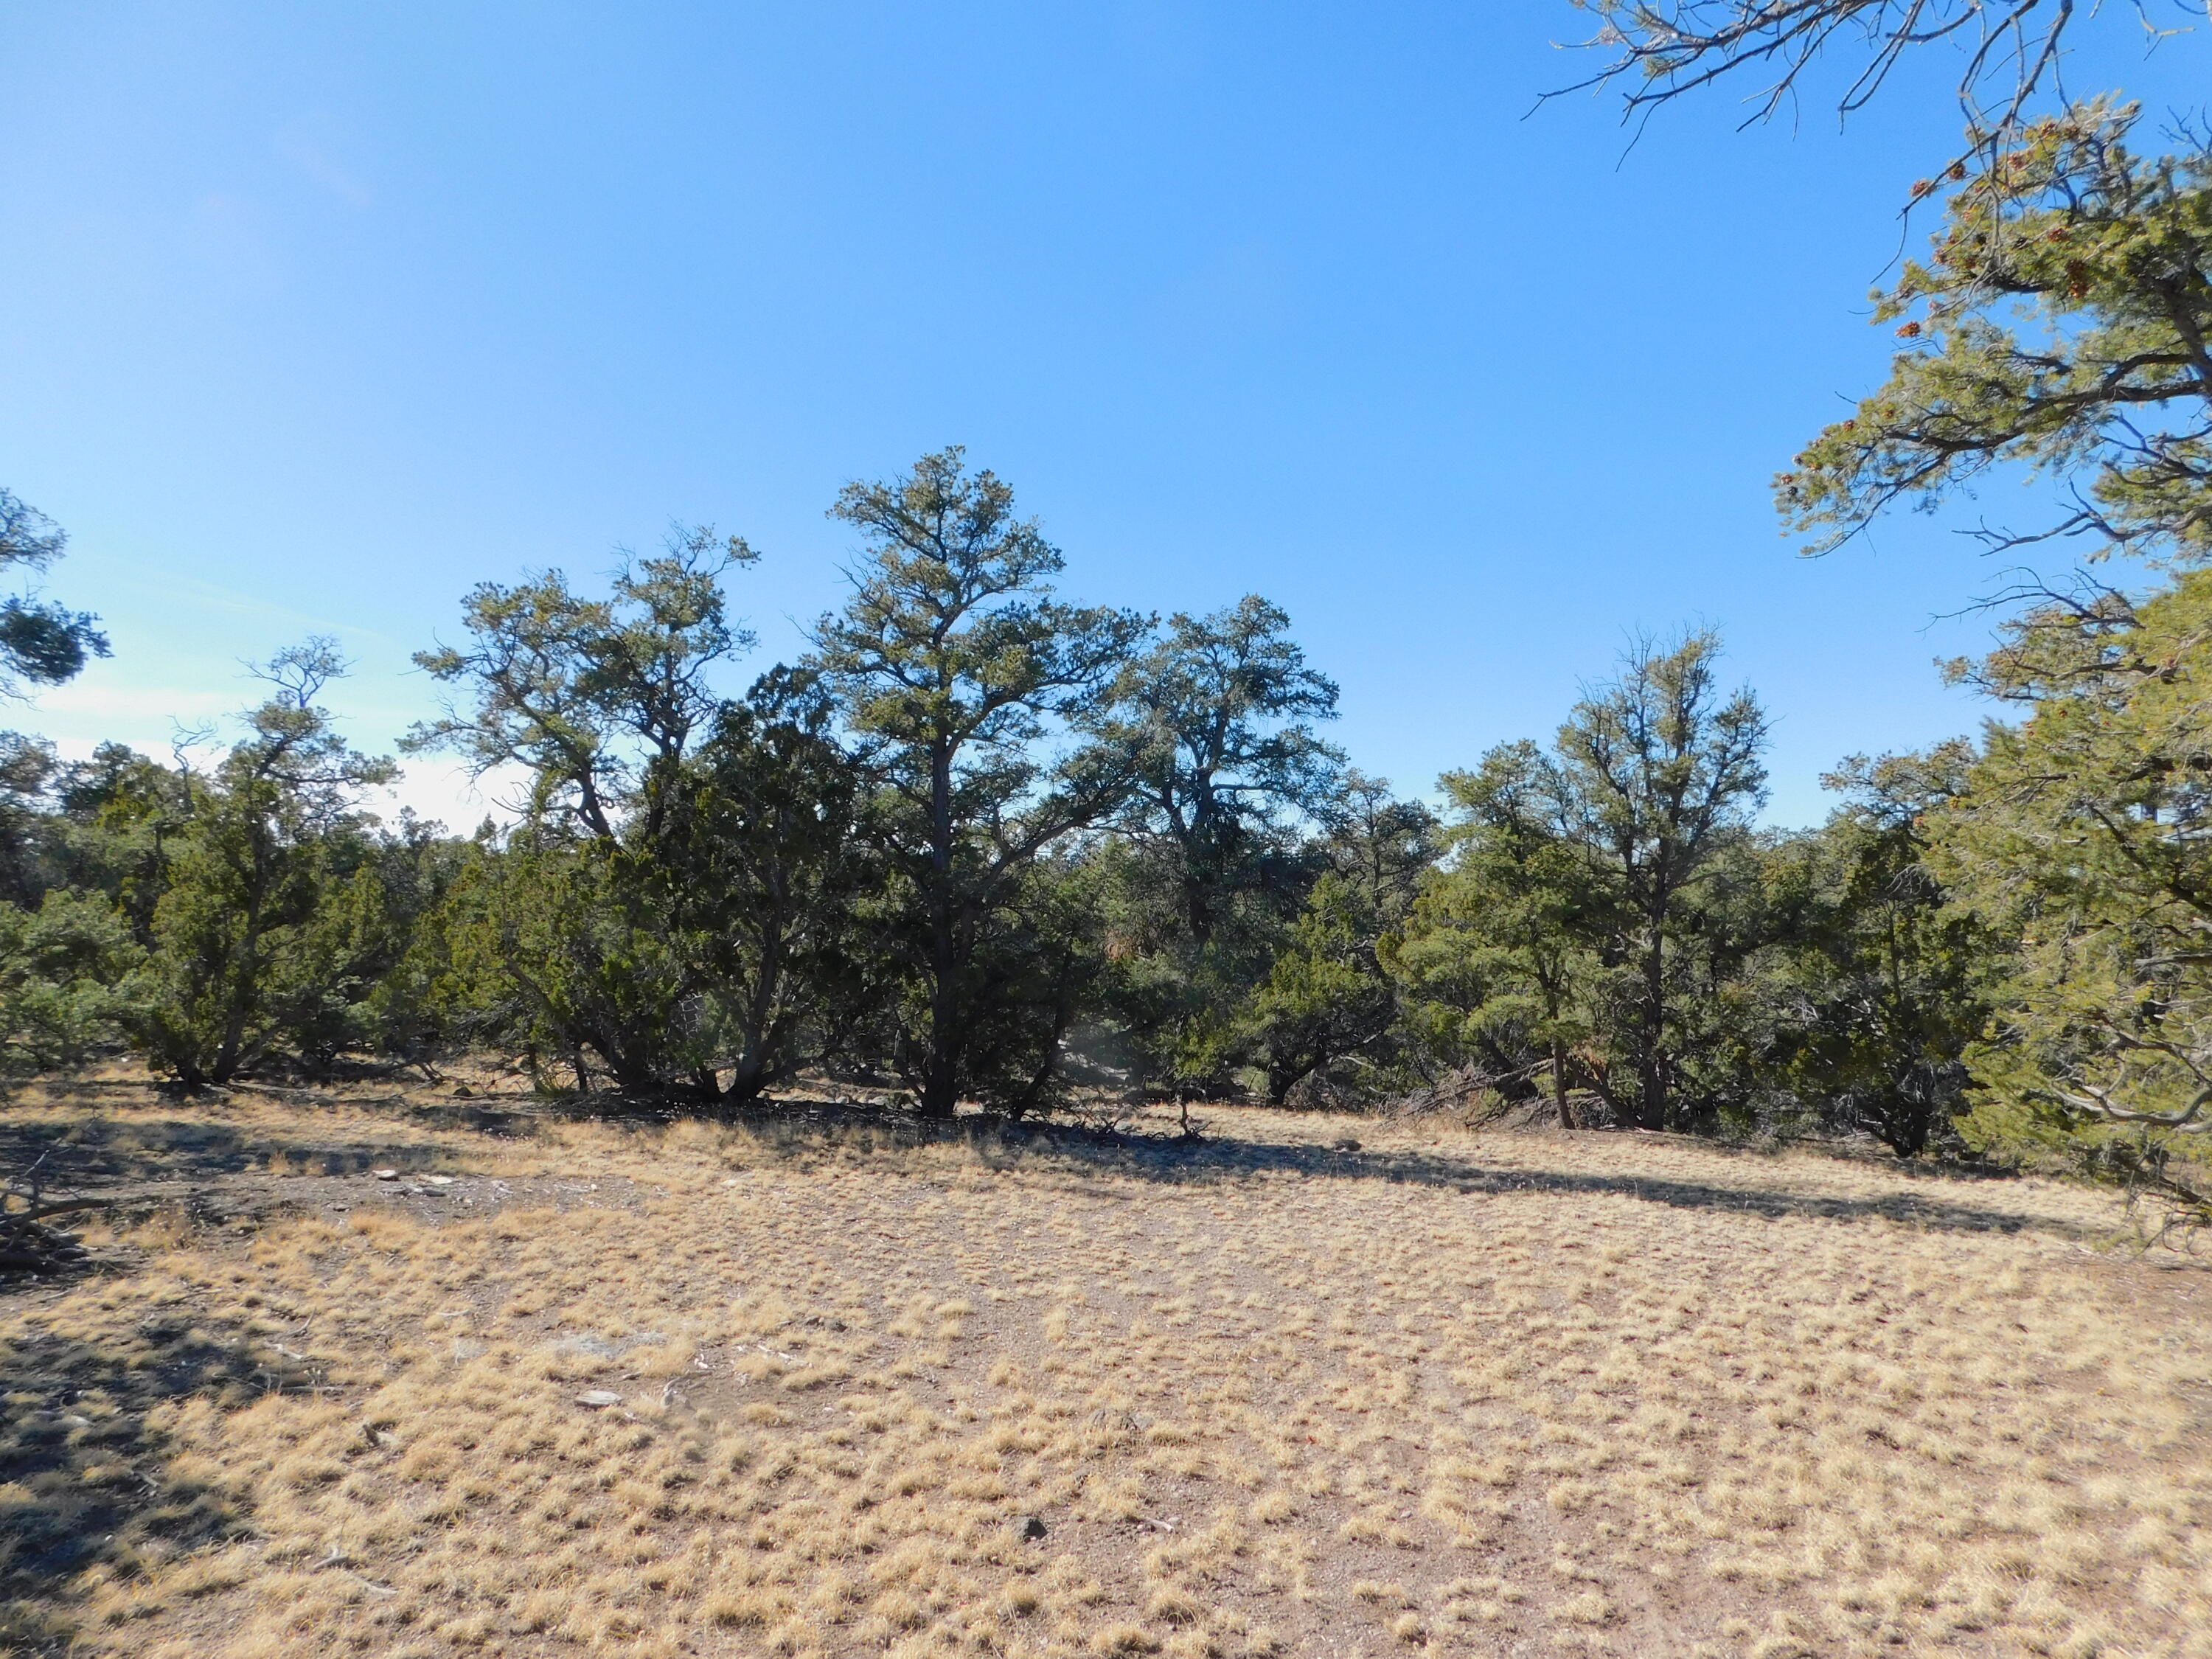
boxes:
[372,1169,399,1181]
[425,1175,455,1187]
[574,1390,623,1409]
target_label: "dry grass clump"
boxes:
[2,1084,2209,1657]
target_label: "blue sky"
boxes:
[2,2,2204,827]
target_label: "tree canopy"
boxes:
[1781,104,2212,568]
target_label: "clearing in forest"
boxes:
[1,1076,2208,1659]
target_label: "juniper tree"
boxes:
[411,530,872,1099]
[1758,745,1990,1154]
[649,669,873,1106]
[1239,773,1437,1105]
[136,641,396,1088]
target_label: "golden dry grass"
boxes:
[3,1082,2208,1658]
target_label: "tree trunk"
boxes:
[1638,896,1669,1130]
[1182,871,1214,947]
[918,1048,960,1118]
[724,920,786,1113]
[725,1049,766,1111]
[1551,1035,1576,1130]
[1011,982,1077,1120]
[212,931,261,1085]
[1267,1053,1316,1106]
[211,996,251,1085]
[918,740,961,1119]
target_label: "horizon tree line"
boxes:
[10,64,2212,1239]
[0,437,2172,1208]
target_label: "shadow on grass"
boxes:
[0,1317,310,1653]
[689,1099,2112,1242]
[0,1105,525,1194]
[7,1082,2101,1242]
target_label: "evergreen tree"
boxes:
[812,448,1147,1116]
[0,891,145,1077]
[1933,574,2212,1214]
[135,641,397,1089]
[1554,632,1770,1128]
[1782,105,2212,569]
[1111,596,1343,945]
[1096,595,1345,1096]
[1761,746,1989,1155]
[649,669,874,1105]
[1241,773,1437,1105]
[406,529,726,1091]
[0,489,108,700]
[1389,743,1613,1124]
[408,525,753,840]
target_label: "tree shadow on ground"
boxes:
[7,1084,2104,1243]
[0,1316,310,1653]
[708,1100,2115,1242]
[0,1107,520,1194]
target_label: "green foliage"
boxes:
[1752,747,1990,1155]
[409,525,754,839]
[1555,631,1769,1127]
[404,529,860,1098]
[427,686,877,1102]
[439,832,700,1092]
[7,442,2163,1196]
[1241,873,1399,1105]
[1388,742,1610,1123]
[925,851,1114,1119]
[44,742,191,937]
[131,642,397,1088]
[641,672,876,1103]
[1781,103,2212,566]
[0,489,108,699]
[813,447,1149,1115]
[353,824,481,1079]
[1388,634,1780,1130]
[1110,595,1343,942]
[1089,595,1346,1096]
[0,734,61,908]
[1931,571,2212,1213]
[0,889,145,1076]
[1241,773,1437,1105]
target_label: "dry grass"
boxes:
[2,1077,2209,1658]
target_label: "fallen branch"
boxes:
[2,1195,118,1225]
[0,1189,131,1274]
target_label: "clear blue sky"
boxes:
[2,3,2203,827]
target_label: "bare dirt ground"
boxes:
[1,1069,2208,1659]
